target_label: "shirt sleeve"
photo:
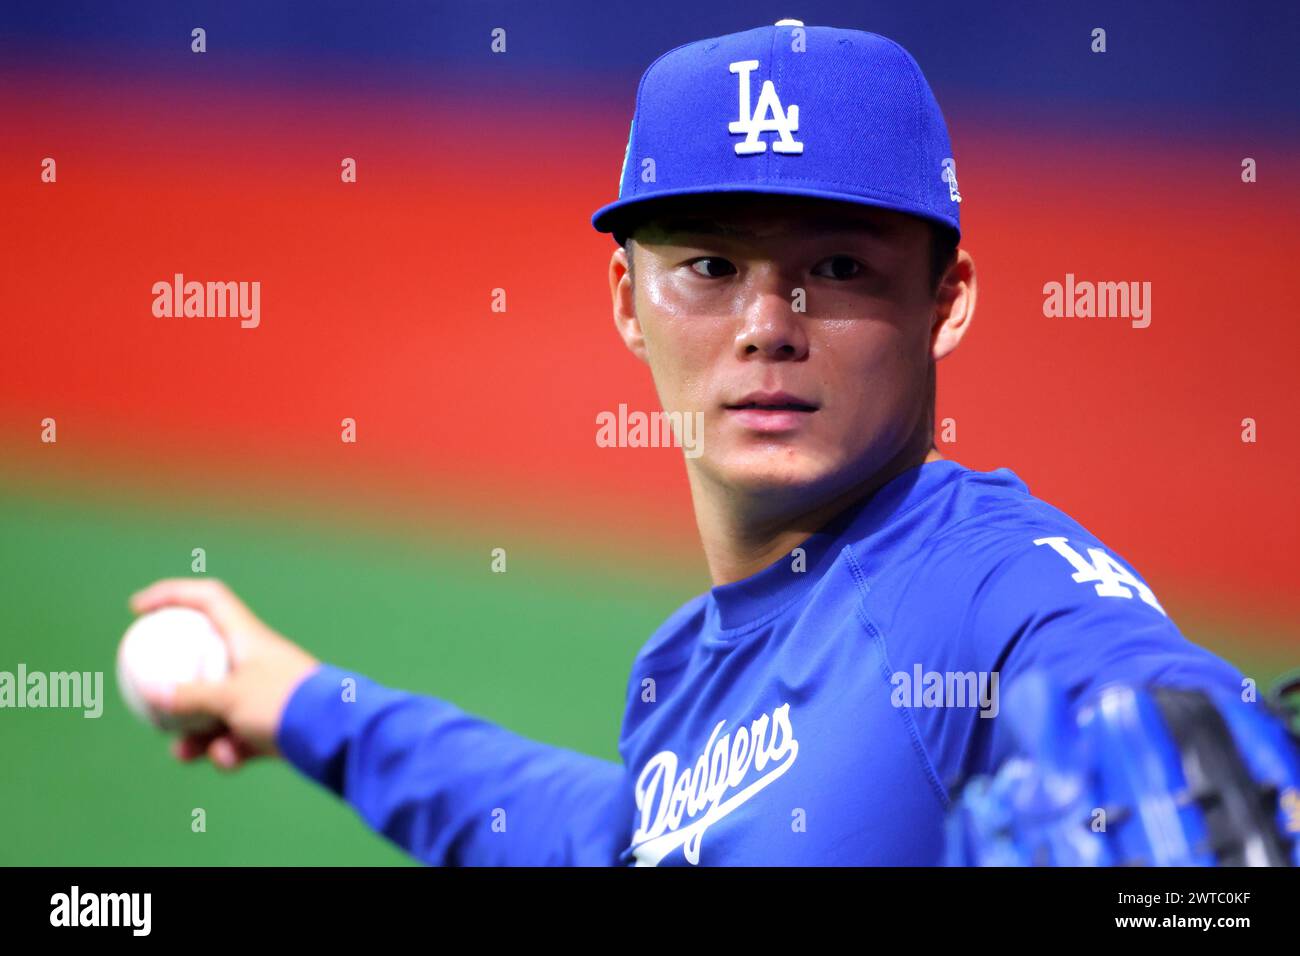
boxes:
[275,664,632,866]
[961,532,1245,775]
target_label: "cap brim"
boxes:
[591,183,960,243]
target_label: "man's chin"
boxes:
[697,453,832,497]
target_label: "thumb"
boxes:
[144,678,229,721]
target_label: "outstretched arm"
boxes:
[129,578,630,866]
[277,664,629,866]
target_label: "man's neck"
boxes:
[694,444,945,587]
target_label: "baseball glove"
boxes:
[945,670,1300,866]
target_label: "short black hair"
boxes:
[927,225,959,293]
[624,220,958,295]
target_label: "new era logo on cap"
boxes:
[592,20,961,242]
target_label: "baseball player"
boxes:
[128,21,1298,866]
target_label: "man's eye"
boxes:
[689,257,737,278]
[812,256,863,280]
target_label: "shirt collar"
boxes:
[705,459,970,635]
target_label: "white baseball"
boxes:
[117,607,231,734]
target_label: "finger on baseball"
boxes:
[128,578,252,635]
[142,679,228,719]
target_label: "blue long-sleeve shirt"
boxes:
[275,459,1244,865]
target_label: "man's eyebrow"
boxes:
[643,215,892,240]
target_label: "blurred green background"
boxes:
[0,479,702,865]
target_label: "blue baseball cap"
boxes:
[591,20,962,245]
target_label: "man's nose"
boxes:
[733,267,809,361]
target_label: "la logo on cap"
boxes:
[729,57,803,156]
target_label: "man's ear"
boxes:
[610,243,649,364]
[931,248,976,362]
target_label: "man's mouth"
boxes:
[724,391,819,412]
[726,401,818,411]
[723,391,819,431]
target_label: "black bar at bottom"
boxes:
[0,865,1289,940]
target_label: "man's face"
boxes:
[619,194,945,501]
